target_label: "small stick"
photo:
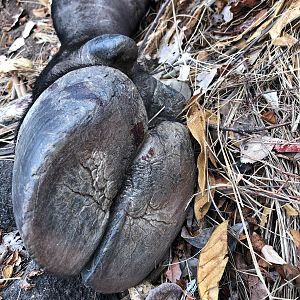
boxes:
[209,122,291,135]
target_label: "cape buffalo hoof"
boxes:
[13,66,147,276]
[12,65,196,293]
[82,121,195,293]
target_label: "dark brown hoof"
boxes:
[13,66,147,276]
[13,66,195,294]
[82,121,195,293]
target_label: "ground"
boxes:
[0,0,300,299]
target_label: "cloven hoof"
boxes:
[13,66,196,293]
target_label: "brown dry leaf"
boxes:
[194,173,216,221]
[261,245,286,265]
[205,110,219,126]
[2,265,13,279]
[187,104,211,221]
[187,104,207,194]
[269,0,300,40]
[196,51,209,62]
[250,232,266,252]
[197,220,229,300]
[261,111,277,124]
[215,0,226,14]
[291,230,300,249]
[273,32,298,47]
[166,256,182,283]
[283,204,299,216]
[194,192,210,222]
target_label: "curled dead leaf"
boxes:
[187,104,218,221]
[181,226,214,249]
[198,220,229,300]
[240,136,278,164]
[187,104,207,193]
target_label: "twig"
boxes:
[209,122,291,135]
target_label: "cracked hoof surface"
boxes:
[13,66,147,276]
[13,66,196,293]
[83,121,195,293]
